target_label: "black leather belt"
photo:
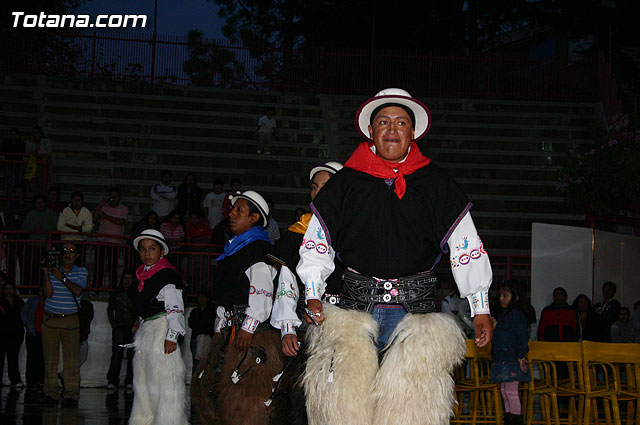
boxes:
[340,269,437,314]
[45,312,78,319]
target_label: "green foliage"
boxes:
[182,29,245,87]
[557,113,640,216]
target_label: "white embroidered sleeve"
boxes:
[157,284,186,342]
[242,262,277,334]
[447,212,492,317]
[296,214,335,302]
[270,265,302,338]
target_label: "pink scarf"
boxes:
[136,257,176,292]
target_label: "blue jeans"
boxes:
[371,305,407,351]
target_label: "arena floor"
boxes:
[0,386,203,425]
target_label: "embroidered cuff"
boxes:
[166,328,179,343]
[467,288,490,317]
[305,280,322,302]
[280,322,297,339]
[241,316,260,334]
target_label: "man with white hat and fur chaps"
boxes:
[191,190,284,425]
[298,88,494,425]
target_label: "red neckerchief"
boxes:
[344,141,431,199]
[136,256,176,292]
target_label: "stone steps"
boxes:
[0,73,603,254]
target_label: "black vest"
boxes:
[212,240,272,311]
[311,165,471,278]
[127,268,182,320]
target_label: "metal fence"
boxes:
[0,29,600,100]
[1,230,530,301]
[0,231,221,299]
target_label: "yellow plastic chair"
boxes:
[453,340,503,425]
[593,343,640,425]
[582,341,622,425]
[526,342,585,425]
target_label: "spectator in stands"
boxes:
[0,281,25,387]
[3,184,31,284]
[294,207,305,223]
[131,211,160,237]
[188,290,215,374]
[1,127,25,194]
[202,178,226,230]
[25,126,53,194]
[591,281,621,342]
[177,173,203,220]
[266,199,280,243]
[185,210,212,292]
[150,170,177,220]
[185,210,211,244]
[537,287,580,341]
[610,307,634,343]
[159,210,185,252]
[93,187,129,289]
[46,186,65,215]
[221,178,241,217]
[106,270,137,390]
[256,108,276,155]
[57,191,93,241]
[572,294,594,340]
[22,194,58,288]
[21,284,46,390]
[210,216,232,254]
[633,300,640,343]
[41,242,88,406]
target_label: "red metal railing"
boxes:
[2,230,532,299]
[0,231,222,298]
[0,29,600,101]
[0,152,52,198]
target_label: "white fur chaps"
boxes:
[128,317,188,425]
[303,305,465,425]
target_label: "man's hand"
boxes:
[164,340,177,354]
[304,299,325,325]
[518,357,528,373]
[66,223,82,231]
[282,334,300,357]
[474,314,493,347]
[49,268,65,281]
[235,329,254,351]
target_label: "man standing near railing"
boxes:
[57,191,93,266]
[3,184,31,284]
[93,187,128,289]
[22,194,58,288]
[40,242,88,407]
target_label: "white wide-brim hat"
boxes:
[231,190,270,227]
[133,229,170,255]
[355,88,431,141]
[309,161,344,181]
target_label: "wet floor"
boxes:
[0,386,202,425]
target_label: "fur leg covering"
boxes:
[129,318,188,425]
[191,332,227,425]
[302,303,379,425]
[215,329,285,425]
[372,313,466,425]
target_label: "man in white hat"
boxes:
[296,89,494,425]
[191,190,284,425]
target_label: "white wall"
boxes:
[593,229,640,308]
[2,303,195,386]
[531,222,640,332]
[531,222,594,323]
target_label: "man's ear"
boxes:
[249,212,260,226]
